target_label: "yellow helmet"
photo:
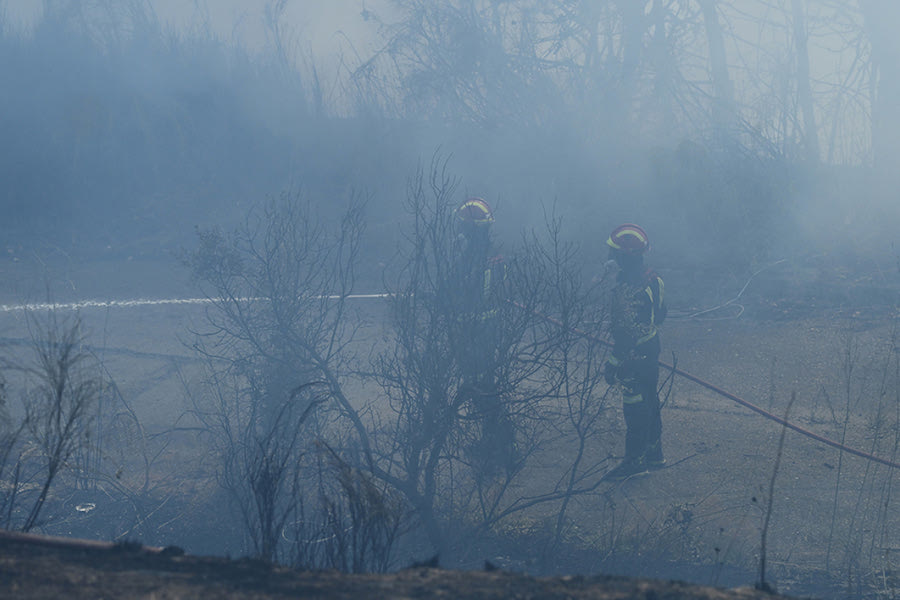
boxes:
[456,197,494,226]
[607,223,650,254]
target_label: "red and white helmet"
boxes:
[607,223,650,254]
[456,197,494,226]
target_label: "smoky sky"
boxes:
[1,0,897,282]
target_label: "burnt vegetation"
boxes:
[0,1,899,599]
[179,158,617,569]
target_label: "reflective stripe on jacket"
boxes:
[608,269,666,364]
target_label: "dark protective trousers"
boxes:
[459,315,517,475]
[619,351,663,465]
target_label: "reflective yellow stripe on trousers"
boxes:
[623,393,644,404]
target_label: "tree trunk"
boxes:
[614,0,647,123]
[859,0,900,173]
[649,0,675,128]
[698,0,737,135]
[791,0,820,163]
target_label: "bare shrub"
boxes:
[185,170,624,568]
[209,380,326,563]
[311,443,404,573]
[0,313,100,532]
[185,192,365,430]
[185,192,395,566]
[0,372,25,529]
[370,158,615,558]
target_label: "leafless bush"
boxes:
[369,158,616,558]
[0,312,100,532]
[831,323,900,596]
[0,372,25,528]
[185,192,365,429]
[185,170,624,567]
[209,380,326,563]
[185,192,393,564]
[358,0,711,138]
[312,443,404,573]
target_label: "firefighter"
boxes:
[453,197,514,476]
[454,197,500,315]
[602,223,667,481]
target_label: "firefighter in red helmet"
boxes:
[453,197,514,476]
[602,223,667,481]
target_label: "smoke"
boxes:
[0,5,899,596]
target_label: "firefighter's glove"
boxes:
[604,360,619,386]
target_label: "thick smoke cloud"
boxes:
[1,1,896,283]
[0,4,899,596]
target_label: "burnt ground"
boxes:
[0,253,898,599]
[0,530,789,599]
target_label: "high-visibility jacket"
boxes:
[607,268,667,367]
[477,255,506,320]
[453,250,506,321]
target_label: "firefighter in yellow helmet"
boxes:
[602,223,667,481]
[453,197,514,476]
[453,197,508,326]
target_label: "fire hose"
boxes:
[521,302,900,471]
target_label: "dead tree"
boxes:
[21,313,100,532]
[859,0,900,172]
[186,192,368,438]
[185,192,385,564]
[0,313,100,532]
[698,0,737,135]
[791,0,820,163]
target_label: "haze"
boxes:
[0,2,898,599]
